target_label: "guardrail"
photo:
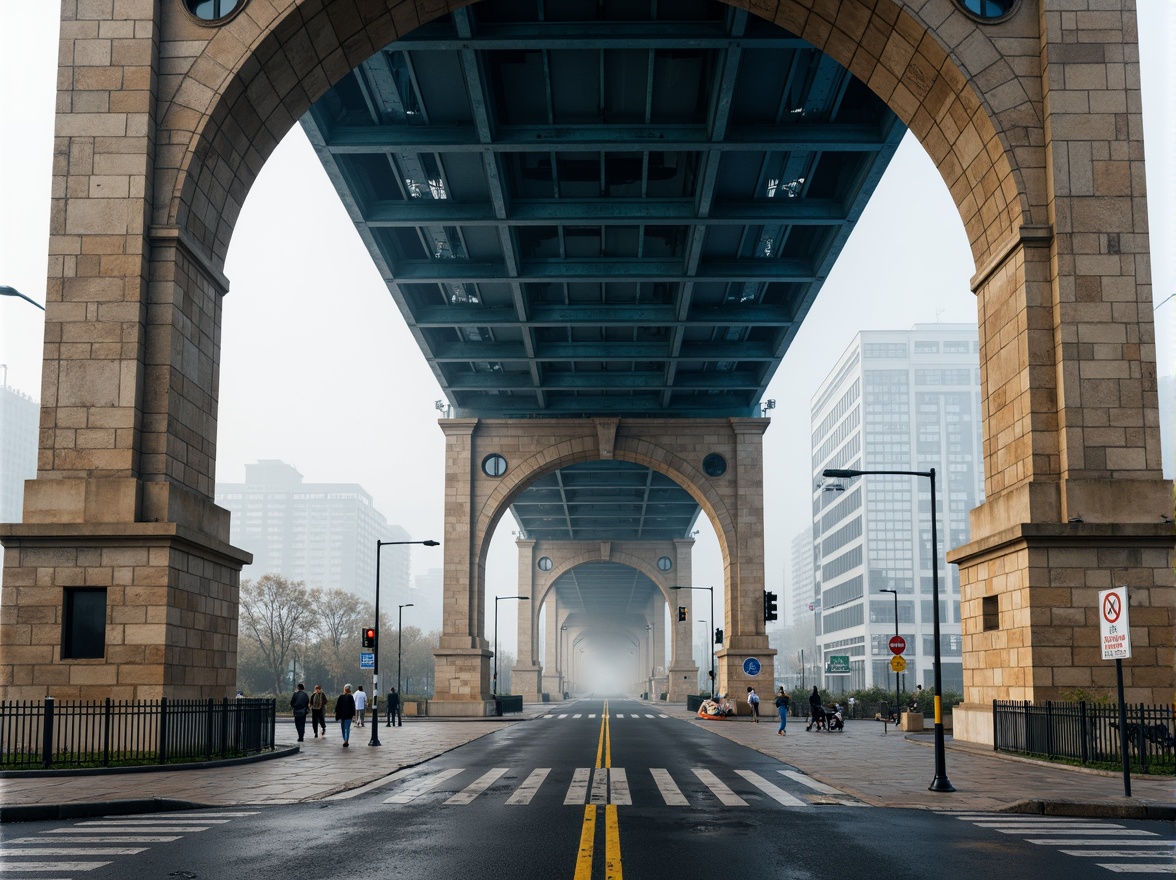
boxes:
[495,695,524,715]
[0,697,277,771]
[993,700,1175,774]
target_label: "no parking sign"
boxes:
[1098,587,1131,660]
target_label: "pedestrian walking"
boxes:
[354,685,367,727]
[806,685,824,731]
[386,686,402,727]
[309,684,329,738]
[774,687,790,736]
[746,686,760,722]
[289,682,310,742]
[335,684,357,747]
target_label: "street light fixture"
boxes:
[672,585,715,697]
[371,539,439,746]
[879,588,901,728]
[823,466,954,792]
[494,595,529,697]
[391,603,414,727]
[0,286,46,311]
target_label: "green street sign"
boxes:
[825,655,851,674]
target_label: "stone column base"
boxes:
[542,673,563,698]
[432,646,492,713]
[951,703,993,746]
[512,664,544,703]
[716,647,776,700]
[667,662,699,702]
[428,699,499,718]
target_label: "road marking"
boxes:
[1026,839,1167,846]
[610,768,631,805]
[0,862,112,872]
[559,714,569,718]
[998,829,1155,836]
[604,804,623,879]
[574,713,583,718]
[565,767,592,804]
[45,827,212,834]
[644,714,655,718]
[506,768,550,805]
[1095,866,1176,874]
[590,768,609,805]
[692,768,747,806]
[573,804,597,880]
[444,768,507,805]
[6,837,181,845]
[1061,851,1176,858]
[650,769,689,806]
[589,713,597,718]
[778,769,842,795]
[735,770,807,807]
[658,714,668,718]
[383,767,464,804]
[0,848,148,856]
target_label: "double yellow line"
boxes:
[573,700,623,880]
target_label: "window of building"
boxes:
[185,0,246,22]
[63,588,106,659]
[955,0,1018,22]
[982,595,999,631]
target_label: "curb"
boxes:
[1001,798,1176,821]
[0,797,212,824]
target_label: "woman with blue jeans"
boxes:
[334,684,357,747]
[775,687,790,736]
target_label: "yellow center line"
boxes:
[573,700,624,879]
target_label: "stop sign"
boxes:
[888,635,906,655]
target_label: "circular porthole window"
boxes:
[481,453,508,478]
[538,556,554,572]
[185,0,247,23]
[657,556,673,572]
[702,453,727,478]
[954,0,1018,22]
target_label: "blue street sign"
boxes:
[360,652,375,669]
[743,657,761,676]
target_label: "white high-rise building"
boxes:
[788,528,815,628]
[810,325,982,695]
[216,460,411,602]
[0,383,38,526]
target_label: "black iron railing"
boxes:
[993,700,1175,774]
[0,697,276,771]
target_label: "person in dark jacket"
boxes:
[806,686,825,731]
[309,684,328,737]
[289,683,310,742]
[386,687,402,727]
[334,684,357,747]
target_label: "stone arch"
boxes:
[156,0,1032,279]
[471,439,735,585]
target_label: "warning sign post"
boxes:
[1099,587,1132,660]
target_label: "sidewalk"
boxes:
[1,704,1172,821]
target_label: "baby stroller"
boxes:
[806,704,827,731]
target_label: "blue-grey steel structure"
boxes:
[301,0,903,594]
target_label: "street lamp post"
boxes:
[879,588,901,728]
[371,539,439,746]
[823,467,954,791]
[0,286,46,311]
[672,586,715,697]
[391,602,414,727]
[493,595,529,697]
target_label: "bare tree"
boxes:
[311,588,370,690]
[240,574,311,696]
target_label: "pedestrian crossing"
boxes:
[944,812,1176,875]
[0,810,258,877]
[380,766,864,809]
[541,712,671,719]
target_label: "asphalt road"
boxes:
[2,698,1172,879]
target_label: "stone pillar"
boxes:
[666,539,698,702]
[431,420,493,716]
[949,5,1174,744]
[716,420,776,699]
[512,540,542,701]
[541,593,562,698]
[0,7,249,700]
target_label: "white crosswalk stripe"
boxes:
[0,810,259,877]
[947,811,1174,875]
[379,766,863,809]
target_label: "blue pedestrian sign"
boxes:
[743,657,761,676]
[360,652,375,669]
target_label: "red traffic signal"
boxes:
[362,628,376,648]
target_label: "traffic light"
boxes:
[714,628,723,645]
[362,627,376,648]
[763,590,778,622]
[677,606,688,622]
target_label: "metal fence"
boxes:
[993,700,1175,774]
[0,697,276,771]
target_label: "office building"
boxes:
[0,383,38,526]
[810,325,982,694]
[216,460,411,602]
